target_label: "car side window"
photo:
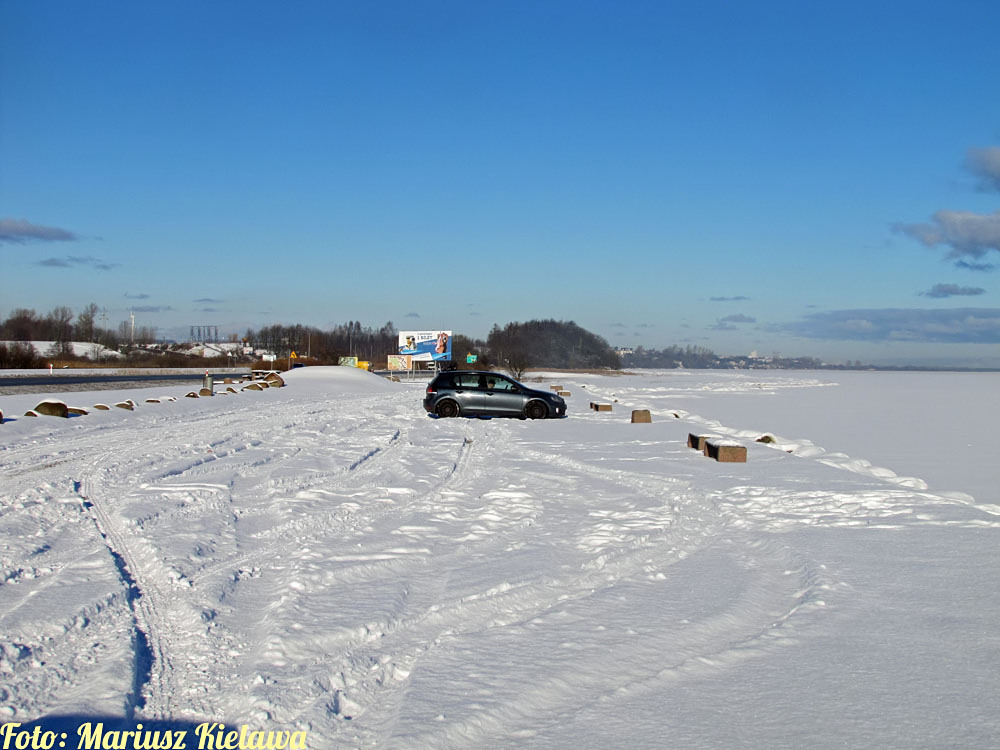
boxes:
[454,374,481,389]
[488,378,515,392]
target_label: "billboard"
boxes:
[387,355,411,371]
[398,330,452,361]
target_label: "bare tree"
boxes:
[75,302,100,341]
[46,306,75,356]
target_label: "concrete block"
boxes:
[705,440,747,463]
[687,433,715,451]
[631,409,652,423]
[199,388,213,397]
[594,403,613,412]
[558,391,571,397]
[93,404,111,410]
[242,382,264,391]
[115,401,134,411]
[67,407,88,416]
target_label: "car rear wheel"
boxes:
[436,400,460,418]
[525,400,548,420]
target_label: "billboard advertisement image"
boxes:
[398,331,452,361]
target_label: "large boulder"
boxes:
[33,399,69,418]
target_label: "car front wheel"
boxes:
[525,401,548,420]
[436,400,460,418]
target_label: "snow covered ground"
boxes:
[1,367,998,749]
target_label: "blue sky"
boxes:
[2,0,1000,366]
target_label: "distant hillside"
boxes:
[486,320,621,375]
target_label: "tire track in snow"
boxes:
[184,423,419,586]
[375,429,826,745]
[0,461,138,720]
[155,419,498,734]
[1,382,423,724]
[390,537,831,749]
[253,421,832,746]
[54,401,474,727]
[59,398,370,721]
[73,456,226,722]
[73,480,154,719]
[205,422,486,728]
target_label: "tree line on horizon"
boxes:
[12,305,845,373]
[0,305,624,373]
[242,319,623,376]
[0,305,157,349]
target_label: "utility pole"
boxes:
[99,309,108,362]
[130,311,135,346]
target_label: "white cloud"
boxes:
[895,209,1000,261]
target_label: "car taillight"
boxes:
[426,385,435,394]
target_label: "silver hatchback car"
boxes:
[423,371,567,419]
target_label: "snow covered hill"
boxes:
[1,367,998,748]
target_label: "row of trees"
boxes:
[0,304,623,373]
[242,319,622,375]
[248,321,398,363]
[0,305,156,355]
[0,342,47,369]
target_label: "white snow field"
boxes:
[1,367,998,749]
